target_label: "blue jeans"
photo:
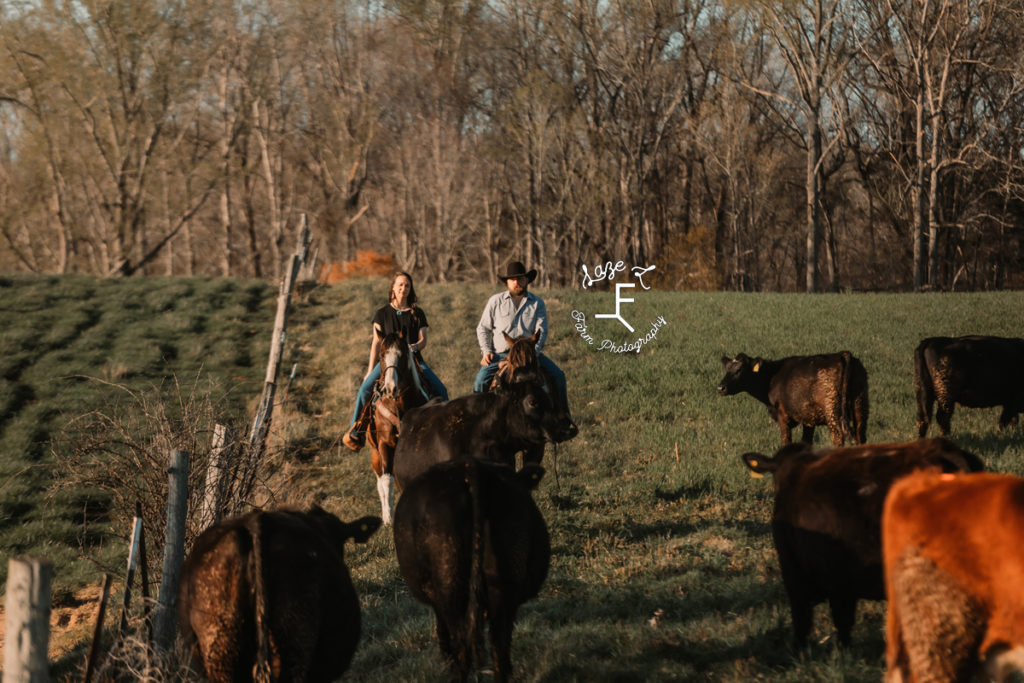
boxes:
[474,352,569,413]
[348,360,448,433]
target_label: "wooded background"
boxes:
[2,0,1023,292]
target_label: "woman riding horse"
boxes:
[342,271,448,453]
[367,332,426,524]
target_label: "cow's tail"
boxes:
[914,341,934,438]
[839,351,854,444]
[464,459,487,676]
[245,513,273,683]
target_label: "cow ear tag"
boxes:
[747,458,764,478]
[752,362,761,373]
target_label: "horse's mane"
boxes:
[494,333,540,389]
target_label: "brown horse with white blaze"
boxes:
[368,332,427,525]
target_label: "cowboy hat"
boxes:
[497,260,537,283]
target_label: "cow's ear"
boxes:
[531,329,541,344]
[503,331,515,345]
[721,355,731,366]
[347,515,382,544]
[742,452,774,478]
[517,464,546,490]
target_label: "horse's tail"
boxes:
[464,459,487,676]
[244,513,273,683]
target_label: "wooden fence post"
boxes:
[201,424,231,525]
[118,504,144,635]
[3,557,52,683]
[249,217,311,458]
[152,449,189,652]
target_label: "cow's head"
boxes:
[306,506,382,553]
[718,353,763,395]
[741,443,816,491]
[505,377,574,444]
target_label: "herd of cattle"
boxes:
[174,334,1024,681]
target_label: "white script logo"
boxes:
[571,261,667,354]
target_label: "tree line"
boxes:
[2,0,1023,291]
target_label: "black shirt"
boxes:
[372,304,428,349]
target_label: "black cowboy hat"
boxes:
[497,260,537,283]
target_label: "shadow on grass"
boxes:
[952,430,1024,467]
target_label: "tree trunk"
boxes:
[805,115,822,293]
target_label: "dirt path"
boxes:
[0,584,103,670]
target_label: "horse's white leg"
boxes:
[376,473,395,526]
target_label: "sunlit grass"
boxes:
[2,274,1023,680]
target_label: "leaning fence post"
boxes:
[118,504,144,635]
[152,449,189,652]
[3,557,52,683]
[249,217,310,459]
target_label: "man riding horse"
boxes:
[474,260,576,434]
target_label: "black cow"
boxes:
[915,335,1024,437]
[393,459,550,682]
[393,377,574,490]
[719,351,870,446]
[742,438,983,648]
[178,506,381,682]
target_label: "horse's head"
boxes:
[378,332,419,399]
[495,331,541,389]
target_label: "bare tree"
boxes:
[746,0,853,292]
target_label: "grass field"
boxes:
[2,274,1024,681]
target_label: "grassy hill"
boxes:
[2,274,1023,680]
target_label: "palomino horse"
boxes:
[367,332,427,524]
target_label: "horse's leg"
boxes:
[376,473,395,526]
[369,423,396,526]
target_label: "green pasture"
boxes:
[2,274,1023,681]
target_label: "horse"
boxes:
[491,330,541,391]
[367,332,427,525]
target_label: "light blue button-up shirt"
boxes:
[476,291,548,355]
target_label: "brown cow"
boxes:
[883,471,1024,682]
[178,506,380,683]
[915,335,1024,437]
[742,438,983,648]
[393,459,550,682]
[719,351,869,446]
